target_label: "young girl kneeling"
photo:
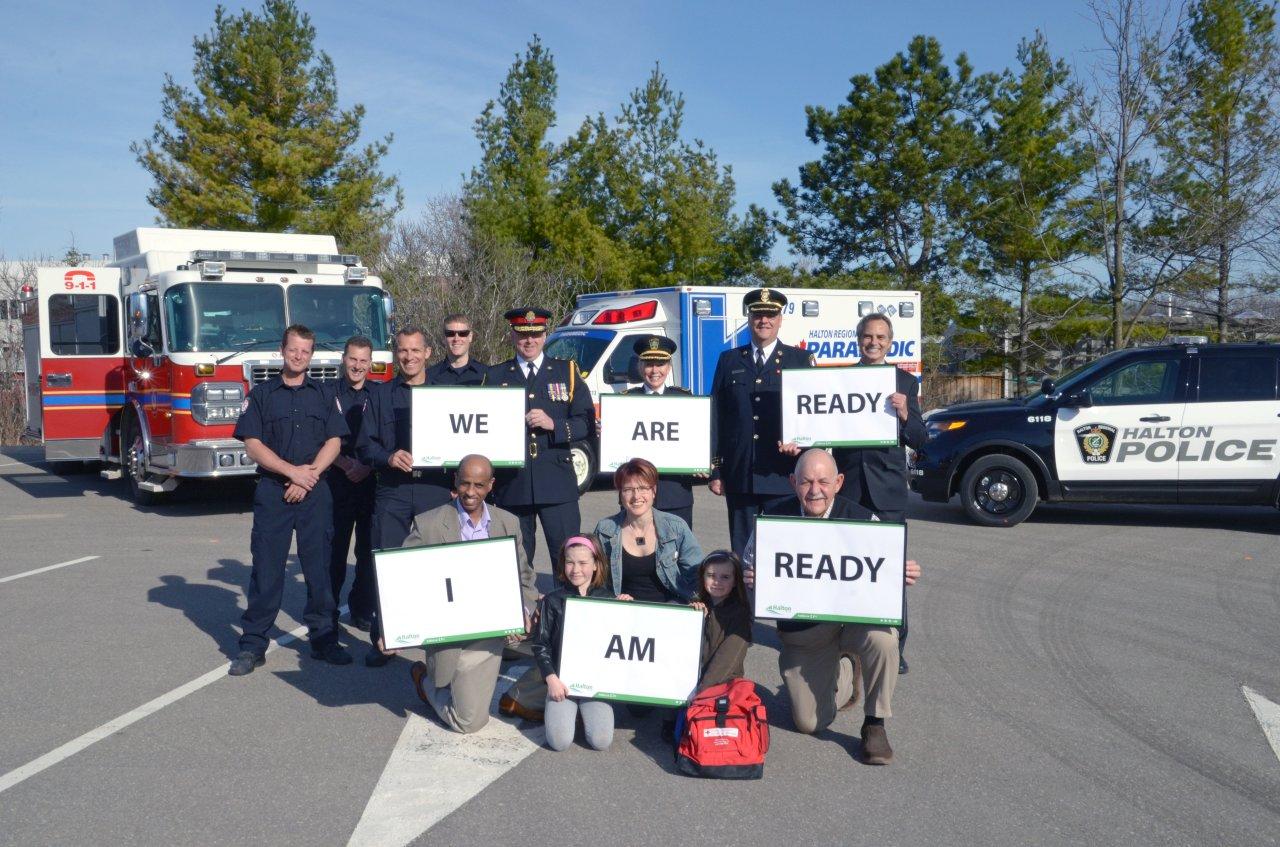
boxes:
[531,535,617,751]
[691,550,753,690]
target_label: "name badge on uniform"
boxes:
[548,382,569,402]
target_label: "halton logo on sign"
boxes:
[1074,423,1118,463]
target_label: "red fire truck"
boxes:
[22,227,393,503]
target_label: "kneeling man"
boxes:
[744,449,921,764]
[402,454,538,733]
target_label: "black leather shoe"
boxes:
[228,651,265,676]
[364,645,392,667]
[311,643,353,665]
[898,656,909,675]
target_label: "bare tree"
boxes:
[0,256,42,444]
[371,196,587,366]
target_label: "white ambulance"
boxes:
[544,285,921,489]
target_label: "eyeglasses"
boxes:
[444,329,471,338]
[620,486,655,496]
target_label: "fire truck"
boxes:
[21,227,393,504]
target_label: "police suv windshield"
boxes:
[286,285,390,349]
[164,283,286,353]
[1034,351,1126,397]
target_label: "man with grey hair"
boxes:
[743,448,921,765]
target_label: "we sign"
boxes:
[411,386,527,468]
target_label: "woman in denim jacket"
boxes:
[594,458,704,603]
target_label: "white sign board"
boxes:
[753,516,905,626]
[374,536,527,648]
[557,597,703,706]
[411,386,527,468]
[598,394,712,474]
[781,365,899,448]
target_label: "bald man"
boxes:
[742,449,922,765]
[392,455,539,733]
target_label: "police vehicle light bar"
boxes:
[191,249,361,266]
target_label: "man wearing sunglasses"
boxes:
[428,314,488,386]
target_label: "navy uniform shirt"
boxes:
[330,379,372,460]
[426,359,488,386]
[235,375,348,477]
[355,376,452,490]
[622,384,694,511]
[709,341,812,496]
[486,356,595,506]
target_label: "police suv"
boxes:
[910,343,1280,526]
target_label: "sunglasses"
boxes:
[444,329,471,338]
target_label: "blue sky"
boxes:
[0,0,1103,262]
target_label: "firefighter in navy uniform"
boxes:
[325,336,377,632]
[621,334,696,529]
[356,326,454,666]
[709,287,812,554]
[229,324,351,676]
[426,313,487,386]
[487,307,595,567]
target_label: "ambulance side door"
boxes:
[1178,350,1280,504]
[1053,353,1187,501]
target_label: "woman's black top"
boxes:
[620,546,675,603]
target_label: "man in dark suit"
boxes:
[486,307,595,567]
[621,334,696,528]
[742,449,922,765]
[832,312,927,674]
[708,287,812,554]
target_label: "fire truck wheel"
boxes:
[121,414,161,507]
[570,440,597,495]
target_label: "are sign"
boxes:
[374,535,527,648]
[753,516,905,626]
[598,393,712,473]
[781,365,899,448]
[411,386,527,468]
[556,597,703,706]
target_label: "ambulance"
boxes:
[910,342,1280,525]
[545,285,922,490]
[21,227,393,503]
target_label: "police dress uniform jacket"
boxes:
[486,357,595,507]
[832,366,927,515]
[710,342,813,496]
[427,359,488,386]
[621,385,694,512]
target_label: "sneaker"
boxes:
[311,643,353,665]
[228,651,265,676]
[364,645,392,667]
[860,722,894,765]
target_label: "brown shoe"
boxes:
[837,653,862,711]
[498,693,544,723]
[410,661,432,708]
[860,722,894,765]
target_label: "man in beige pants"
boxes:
[744,449,921,764]
[398,455,538,734]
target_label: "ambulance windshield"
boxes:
[545,331,612,371]
[164,283,285,353]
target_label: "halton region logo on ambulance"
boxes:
[1074,423,1118,463]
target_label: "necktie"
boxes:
[755,348,765,371]
[526,361,537,381]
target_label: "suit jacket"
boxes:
[403,500,539,612]
[621,385,694,511]
[485,356,595,507]
[709,341,813,496]
[832,365,926,514]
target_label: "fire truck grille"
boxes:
[249,365,341,384]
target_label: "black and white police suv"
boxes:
[910,342,1280,526]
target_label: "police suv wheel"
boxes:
[959,454,1038,527]
[571,441,597,495]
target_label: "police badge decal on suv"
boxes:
[910,343,1280,527]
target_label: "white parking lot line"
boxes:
[0,555,100,584]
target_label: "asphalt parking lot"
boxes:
[1,444,1277,847]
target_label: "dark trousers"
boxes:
[864,506,908,655]
[663,505,693,531]
[239,478,335,655]
[725,492,776,556]
[507,501,581,568]
[328,475,375,624]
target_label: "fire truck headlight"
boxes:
[192,382,245,425]
[218,453,235,468]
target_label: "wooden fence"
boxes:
[921,373,1004,411]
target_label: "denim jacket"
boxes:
[594,509,704,602]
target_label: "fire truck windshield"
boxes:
[164,283,286,353]
[286,285,390,349]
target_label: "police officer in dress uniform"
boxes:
[229,324,352,676]
[831,312,926,674]
[326,335,376,632]
[357,326,454,666]
[426,313,487,386]
[621,334,696,529]
[487,307,595,568]
[708,288,812,554]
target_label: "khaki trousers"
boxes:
[420,637,505,734]
[777,622,898,734]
